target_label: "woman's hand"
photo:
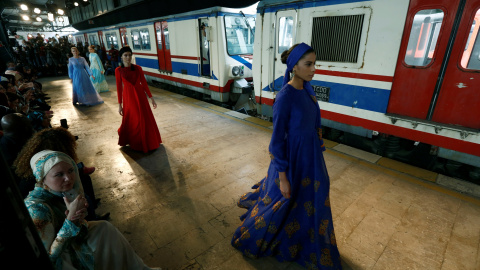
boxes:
[118,104,123,116]
[64,195,88,224]
[101,71,104,75]
[151,98,157,109]
[279,172,291,199]
[91,75,95,80]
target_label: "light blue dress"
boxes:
[68,57,104,106]
[88,53,109,93]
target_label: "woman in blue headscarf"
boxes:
[231,43,342,269]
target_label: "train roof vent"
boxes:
[312,14,364,63]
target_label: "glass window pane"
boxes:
[225,15,255,55]
[140,28,151,50]
[156,29,162,50]
[278,16,293,54]
[460,9,480,70]
[404,9,444,66]
[163,22,170,50]
[131,30,141,50]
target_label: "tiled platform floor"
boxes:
[42,76,480,270]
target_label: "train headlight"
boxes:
[232,66,241,76]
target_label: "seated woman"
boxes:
[26,150,161,270]
[14,127,108,220]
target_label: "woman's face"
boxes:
[293,52,316,82]
[121,51,132,66]
[71,47,79,56]
[43,161,76,192]
[88,47,94,53]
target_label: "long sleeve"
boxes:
[137,66,153,98]
[68,58,73,79]
[115,67,123,104]
[26,202,86,268]
[95,54,105,73]
[268,88,292,172]
[316,107,326,152]
[82,57,92,76]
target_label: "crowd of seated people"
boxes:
[0,39,109,221]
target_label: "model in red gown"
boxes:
[115,60,161,152]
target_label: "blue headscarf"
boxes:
[282,42,315,96]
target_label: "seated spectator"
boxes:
[104,61,114,76]
[26,150,161,270]
[0,113,34,166]
[4,61,23,82]
[14,127,108,221]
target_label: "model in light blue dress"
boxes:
[88,52,109,93]
[68,56,104,106]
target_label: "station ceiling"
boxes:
[0,0,259,33]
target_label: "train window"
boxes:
[311,14,364,63]
[140,28,151,50]
[404,9,444,67]
[164,24,170,50]
[460,9,480,70]
[278,16,293,54]
[105,33,119,49]
[131,30,141,50]
[224,15,255,55]
[89,35,99,46]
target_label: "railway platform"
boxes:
[36,75,480,269]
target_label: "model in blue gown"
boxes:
[89,51,109,93]
[68,53,104,106]
[231,43,342,269]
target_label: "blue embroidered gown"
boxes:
[68,57,104,106]
[88,53,109,93]
[231,84,342,269]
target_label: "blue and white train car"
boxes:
[253,0,480,170]
[74,7,256,109]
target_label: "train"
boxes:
[71,6,256,110]
[70,0,480,182]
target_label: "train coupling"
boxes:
[232,79,253,94]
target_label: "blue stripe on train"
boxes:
[136,57,220,79]
[262,78,390,113]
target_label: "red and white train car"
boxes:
[253,0,480,173]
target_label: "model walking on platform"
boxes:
[115,46,162,152]
[88,45,109,93]
[231,43,342,269]
[68,47,104,106]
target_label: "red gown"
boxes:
[115,65,162,152]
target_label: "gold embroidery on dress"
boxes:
[244,249,257,259]
[302,176,311,187]
[318,219,329,235]
[272,201,284,212]
[256,239,263,247]
[330,231,337,245]
[268,223,278,234]
[260,241,269,252]
[233,238,241,247]
[250,205,258,217]
[262,194,272,205]
[310,95,317,103]
[275,178,280,188]
[325,195,330,207]
[308,228,315,243]
[285,219,300,238]
[314,181,320,192]
[320,248,333,266]
[304,201,316,216]
[240,227,250,240]
[269,152,275,159]
[289,244,301,258]
[254,215,266,230]
[270,240,280,251]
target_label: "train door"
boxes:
[431,3,480,128]
[154,21,172,72]
[119,27,128,47]
[198,18,211,76]
[273,10,297,91]
[83,33,88,46]
[388,0,480,129]
[98,31,105,50]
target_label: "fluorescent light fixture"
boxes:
[20,4,28,11]
[48,13,54,21]
[22,15,30,20]
[36,17,42,22]
[58,17,64,22]
[34,8,41,14]
[74,2,79,6]
[58,9,64,15]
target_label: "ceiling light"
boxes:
[41,34,45,38]
[83,0,88,2]
[68,34,72,38]
[22,15,30,20]
[28,34,33,38]
[36,17,42,22]
[34,8,41,14]
[48,13,54,21]
[58,17,64,22]
[74,2,79,6]
[58,9,64,15]
[20,4,28,11]
[56,34,60,38]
